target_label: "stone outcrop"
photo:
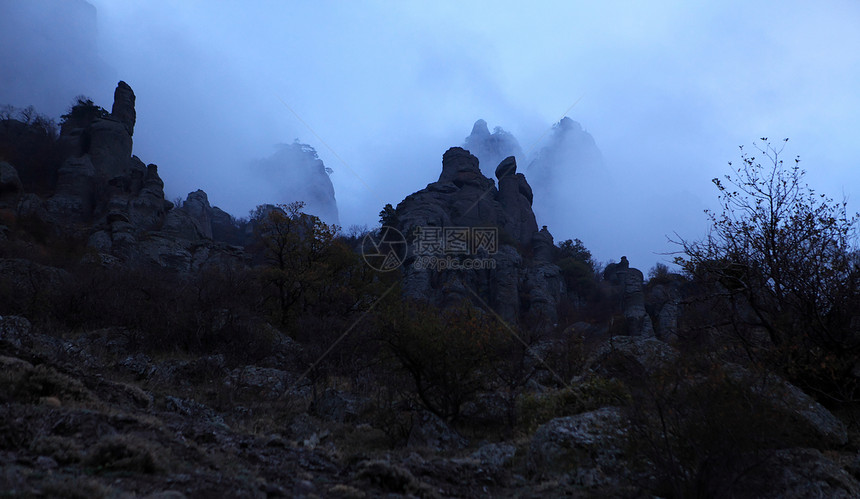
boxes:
[529,407,632,485]
[645,275,685,341]
[603,256,654,337]
[1,81,244,272]
[723,363,848,448]
[111,80,136,136]
[395,147,564,326]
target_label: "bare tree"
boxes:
[676,139,860,403]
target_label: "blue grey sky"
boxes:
[4,0,860,271]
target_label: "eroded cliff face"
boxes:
[394,146,564,327]
[1,81,244,272]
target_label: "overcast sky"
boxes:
[3,0,860,271]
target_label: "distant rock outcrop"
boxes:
[463,119,524,179]
[254,142,339,225]
[1,81,244,272]
[526,117,606,244]
[394,147,564,326]
[527,117,603,187]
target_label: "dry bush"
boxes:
[625,359,794,498]
[30,435,83,465]
[375,298,502,421]
[0,362,94,406]
[39,475,112,499]
[517,377,630,433]
[84,434,162,474]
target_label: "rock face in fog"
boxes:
[394,147,564,326]
[463,119,524,179]
[526,117,606,242]
[1,81,243,272]
[254,142,339,225]
[527,117,603,187]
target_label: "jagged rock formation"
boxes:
[253,142,339,225]
[527,117,603,188]
[463,119,524,179]
[1,81,243,272]
[603,256,655,337]
[394,147,564,326]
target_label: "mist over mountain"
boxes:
[462,119,524,179]
[527,117,604,188]
[525,118,611,258]
[251,142,339,225]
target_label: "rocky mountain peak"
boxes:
[470,118,490,137]
[463,120,524,178]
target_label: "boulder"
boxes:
[225,365,291,401]
[471,442,517,469]
[529,406,630,484]
[311,389,368,423]
[0,315,33,349]
[585,335,680,380]
[0,161,23,207]
[729,448,860,498]
[723,363,848,448]
[494,155,517,179]
[406,409,468,451]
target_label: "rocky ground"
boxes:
[2,315,860,498]
[0,315,615,498]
